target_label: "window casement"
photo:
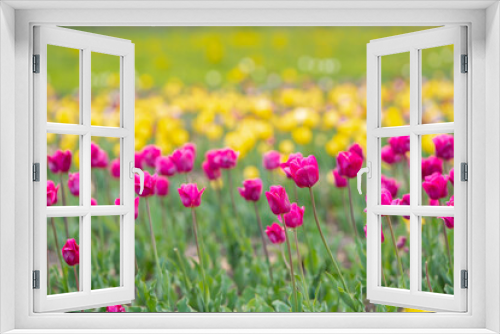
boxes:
[364,26,467,312]
[33,26,137,312]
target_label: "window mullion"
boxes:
[409,47,420,295]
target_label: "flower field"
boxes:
[45,27,455,312]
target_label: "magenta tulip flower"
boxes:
[392,193,410,219]
[115,197,140,220]
[433,134,454,160]
[91,198,98,206]
[135,151,145,169]
[155,176,169,196]
[184,142,196,155]
[381,145,400,165]
[333,168,347,188]
[381,188,393,205]
[90,142,109,168]
[289,155,319,188]
[106,305,126,313]
[423,172,449,200]
[280,152,303,178]
[389,136,410,155]
[178,183,206,208]
[67,172,79,197]
[439,196,455,229]
[110,158,120,179]
[265,223,286,244]
[238,178,263,202]
[171,145,195,173]
[449,168,454,186]
[265,185,291,215]
[364,225,385,243]
[135,171,157,197]
[142,145,162,168]
[396,236,407,249]
[381,174,400,198]
[348,143,364,160]
[61,238,79,266]
[205,149,222,170]
[218,148,239,169]
[202,160,221,180]
[337,151,363,178]
[429,199,439,206]
[48,150,72,173]
[155,156,177,176]
[263,150,281,170]
[279,203,305,228]
[422,156,443,179]
[47,180,59,206]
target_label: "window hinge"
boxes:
[461,270,468,289]
[461,162,468,181]
[33,163,40,182]
[33,54,40,73]
[461,54,468,73]
[33,270,40,289]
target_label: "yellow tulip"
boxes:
[243,166,260,179]
[292,126,312,145]
[278,140,295,155]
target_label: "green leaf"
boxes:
[176,297,193,312]
[272,300,291,312]
[337,286,356,311]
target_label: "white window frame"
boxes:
[1,2,499,333]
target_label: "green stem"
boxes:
[73,266,80,291]
[191,207,209,311]
[294,229,311,310]
[385,216,405,288]
[308,187,350,293]
[253,202,274,283]
[282,214,298,312]
[50,217,69,291]
[425,260,433,292]
[145,197,164,299]
[442,221,453,273]
[347,180,359,239]
[58,173,70,239]
[174,247,191,291]
[382,257,387,287]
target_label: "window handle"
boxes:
[129,162,144,195]
[357,161,371,195]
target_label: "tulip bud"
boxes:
[178,183,205,208]
[238,178,263,202]
[265,223,286,244]
[47,180,59,206]
[265,185,291,215]
[62,238,79,266]
[263,150,281,170]
[432,134,454,160]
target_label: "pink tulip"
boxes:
[142,145,162,168]
[47,180,59,206]
[265,223,286,244]
[349,143,364,160]
[279,203,305,228]
[115,197,140,220]
[422,156,443,179]
[337,151,363,178]
[439,196,454,229]
[110,158,120,179]
[381,174,400,198]
[265,185,291,215]
[90,142,109,168]
[184,142,196,155]
[106,305,125,312]
[91,198,98,205]
[280,152,303,178]
[67,172,79,197]
[447,195,454,206]
[156,176,169,196]
[178,183,205,208]
[333,168,347,188]
[381,145,401,165]
[381,188,393,205]
[61,238,79,266]
[206,149,222,170]
[364,225,385,243]
[389,136,410,155]
[289,155,320,188]
[423,172,449,200]
[263,150,281,170]
[202,160,221,180]
[392,193,410,219]
[135,171,157,197]
[396,236,407,249]
[449,168,454,186]
[48,150,72,173]
[238,178,263,202]
[429,199,439,206]
[135,151,145,169]
[433,134,454,160]
[218,148,239,169]
[156,156,177,176]
[171,146,195,173]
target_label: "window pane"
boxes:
[421,45,454,124]
[90,137,120,206]
[421,134,454,206]
[47,45,80,124]
[91,216,121,289]
[47,134,80,206]
[47,216,80,295]
[380,215,410,290]
[421,216,454,294]
[91,52,121,127]
[381,52,410,127]
[380,136,409,205]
